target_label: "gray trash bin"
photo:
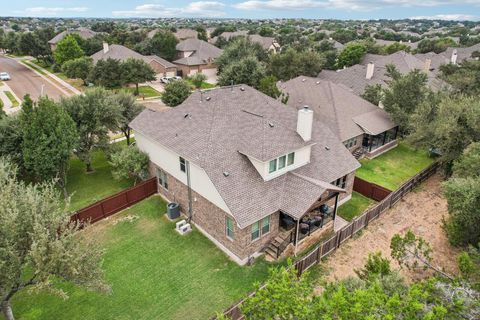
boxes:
[167,202,180,219]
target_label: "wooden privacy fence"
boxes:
[353,176,391,201]
[71,177,158,224]
[216,162,440,320]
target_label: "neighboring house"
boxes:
[174,38,222,81]
[48,27,97,51]
[91,43,177,78]
[318,51,442,96]
[280,76,398,159]
[374,39,419,50]
[148,28,198,40]
[129,85,360,265]
[211,31,281,53]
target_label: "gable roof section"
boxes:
[279,76,395,141]
[175,39,222,66]
[90,44,175,68]
[49,28,96,44]
[130,85,359,228]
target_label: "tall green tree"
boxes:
[161,80,192,107]
[19,97,78,196]
[258,76,282,99]
[0,157,109,320]
[109,146,149,184]
[121,58,156,96]
[61,88,120,172]
[216,37,268,72]
[0,116,22,168]
[336,43,367,68]
[137,30,178,61]
[88,58,124,88]
[268,48,325,81]
[62,56,94,85]
[218,56,266,88]
[113,91,144,145]
[361,84,383,106]
[53,34,84,67]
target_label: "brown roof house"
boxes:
[48,27,97,50]
[211,31,281,53]
[91,43,177,78]
[130,85,360,264]
[174,38,223,82]
[280,76,398,159]
[147,28,198,40]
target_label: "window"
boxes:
[278,155,286,169]
[333,175,347,189]
[226,217,234,239]
[269,152,296,174]
[251,222,260,241]
[287,152,295,166]
[156,168,168,190]
[261,216,270,235]
[179,157,186,173]
[344,138,357,148]
[269,159,277,173]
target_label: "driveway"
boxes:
[0,56,64,101]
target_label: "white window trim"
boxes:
[268,152,295,174]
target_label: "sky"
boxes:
[4,0,480,20]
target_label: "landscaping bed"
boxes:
[356,142,434,191]
[4,91,19,107]
[11,196,274,320]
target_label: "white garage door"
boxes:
[166,71,176,77]
[202,68,218,83]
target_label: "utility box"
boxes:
[167,202,180,220]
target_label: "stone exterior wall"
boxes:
[149,61,177,77]
[149,162,280,263]
[366,140,398,159]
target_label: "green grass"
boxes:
[356,142,435,191]
[337,192,376,221]
[10,196,275,320]
[122,86,162,98]
[30,59,85,91]
[67,150,133,211]
[4,91,19,107]
[185,79,217,90]
[23,60,48,76]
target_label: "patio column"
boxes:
[332,193,339,221]
[294,219,300,256]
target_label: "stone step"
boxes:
[265,246,277,259]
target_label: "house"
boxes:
[48,27,96,51]
[211,31,281,53]
[129,85,360,265]
[318,51,442,96]
[148,28,198,40]
[279,76,398,159]
[374,39,419,50]
[174,38,222,81]
[91,43,177,78]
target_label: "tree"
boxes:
[218,56,266,88]
[268,48,325,81]
[381,42,410,55]
[0,116,22,168]
[190,72,207,89]
[382,67,429,135]
[331,29,358,44]
[53,34,84,67]
[0,157,109,320]
[439,60,480,95]
[361,84,383,106]
[113,91,144,145]
[161,80,192,107]
[109,146,149,184]
[139,30,178,61]
[62,56,94,85]
[121,58,156,96]
[195,26,208,41]
[258,76,281,99]
[89,58,124,88]
[336,43,367,68]
[241,261,313,320]
[216,37,268,72]
[19,97,78,196]
[61,88,121,172]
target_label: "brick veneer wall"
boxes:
[149,162,280,263]
[345,134,364,152]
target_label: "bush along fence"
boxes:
[215,162,440,320]
[71,177,158,225]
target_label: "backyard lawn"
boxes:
[67,149,133,211]
[356,142,434,191]
[10,196,275,320]
[337,192,376,221]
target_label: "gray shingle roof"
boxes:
[130,85,359,228]
[174,39,222,66]
[212,31,279,51]
[48,27,97,44]
[90,44,175,68]
[279,76,396,141]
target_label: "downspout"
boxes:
[186,160,193,222]
[294,219,300,257]
[333,193,339,222]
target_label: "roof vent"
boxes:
[184,113,190,119]
[240,87,245,91]
[223,171,230,177]
[205,96,211,101]
[301,78,306,82]
[325,146,330,150]
[316,81,320,84]
[268,122,274,128]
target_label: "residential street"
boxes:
[0,55,65,101]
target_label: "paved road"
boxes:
[0,56,64,101]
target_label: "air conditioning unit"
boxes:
[175,220,192,235]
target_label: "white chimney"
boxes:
[366,62,374,80]
[297,106,313,142]
[424,58,432,72]
[103,42,109,54]
[451,49,458,64]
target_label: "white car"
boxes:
[160,76,182,84]
[0,72,11,81]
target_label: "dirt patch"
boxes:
[318,174,460,287]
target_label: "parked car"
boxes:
[160,76,182,84]
[0,72,11,80]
